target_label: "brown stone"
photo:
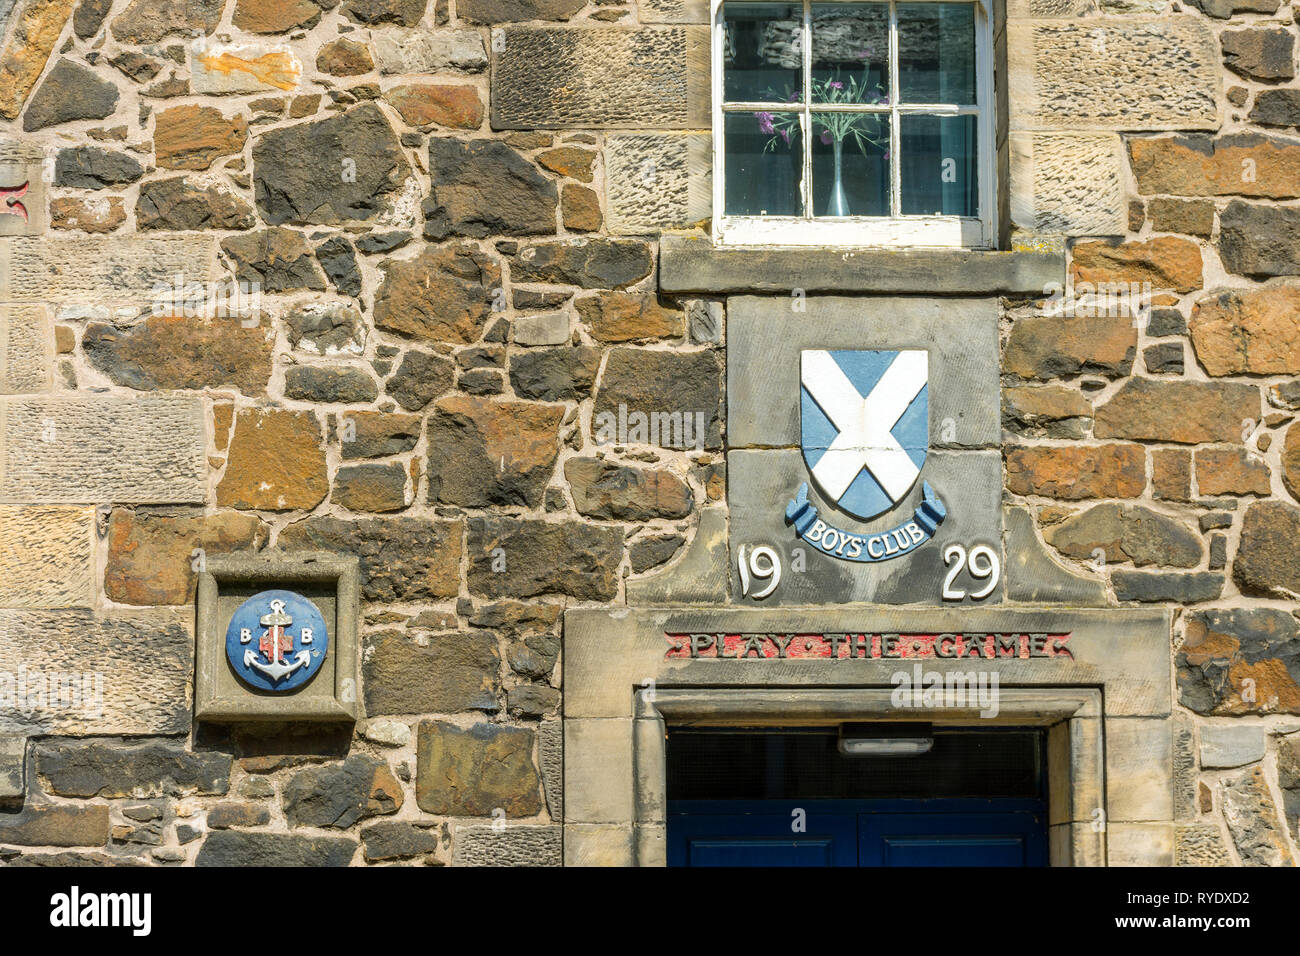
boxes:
[136,177,256,231]
[110,0,224,43]
[415,720,542,817]
[575,292,683,343]
[1147,197,1215,237]
[385,83,482,129]
[1179,608,1300,715]
[1234,500,1300,597]
[83,315,273,395]
[207,802,271,829]
[233,0,324,33]
[1000,386,1093,439]
[561,183,602,231]
[1189,287,1300,376]
[333,462,408,512]
[1153,447,1193,502]
[564,457,693,520]
[277,516,462,602]
[0,0,77,120]
[1130,134,1300,200]
[1005,444,1146,500]
[49,195,126,233]
[1196,446,1272,496]
[313,38,372,79]
[1003,313,1137,380]
[467,516,622,600]
[363,630,500,715]
[217,408,329,511]
[0,805,110,847]
[339,411,422,459]
[1043,502,1202,568]
[105,509,267,605]
[1095,379,1260,444]
[1070,238,1203,294]
[426,396,563,508]
[154,105,248,171]
[1283,422,1300,502]
[537,146,595,182]
[373,244,502,344]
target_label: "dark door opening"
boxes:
[665,726,1049,867]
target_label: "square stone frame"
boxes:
[195,552,360,723]
[562,606,1174,866]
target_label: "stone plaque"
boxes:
[725,296,1002,606]
[195,553,359,723]
[0,141,46,237]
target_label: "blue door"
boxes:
[668,799,1048,867]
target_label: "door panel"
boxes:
[668,801,1048,866]
[859,811,1048,867]
[667,810,858,866]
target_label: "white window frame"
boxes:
[711,0,997,248]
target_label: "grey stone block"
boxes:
[1004,506,1108,605]
[1,304,52,394]
[491,27,709,129]
[452,824,562,866]
[539,718,563,820]
[627,506,729,605]
[1176,824,1231,866]
[0,609,193,735]
[0,735,23,799]
[606,133,711,235]
[1008,17,1220,131]
[0,396,206,504]
[659,233,1065,295]
[728,449,1002,606]
[727,295,1000,450]
[0,237,216,303]
[1200,724,1266,769]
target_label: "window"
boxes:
[712,0,996,247]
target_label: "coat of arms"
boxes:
[786,349,946,562]
[225,590,329,692]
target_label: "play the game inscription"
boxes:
[664,632,1074,660]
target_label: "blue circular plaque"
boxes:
[225,589,329,693]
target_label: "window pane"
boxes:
[724,111,804,216]
[812,112,889,217]
[723,3,803,103]
[897,2,976,104]
[811,3,890,105]
[900,113,977,216]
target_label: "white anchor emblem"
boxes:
[241,598,312,683]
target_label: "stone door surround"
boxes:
[562,606,1174,866]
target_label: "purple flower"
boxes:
[883,150,890,160]
[787,90,801,102]
[855,47,874,60]
[755,111,775,135]
[778,127,791,145]
[828,80,844,90]
[820,130,832,145]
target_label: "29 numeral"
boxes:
[942,544,1000,601]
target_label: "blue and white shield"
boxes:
[800,349,929,521]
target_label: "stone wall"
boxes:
[1002,0,1300,868]
[0,0,718,867]
[0,0,1297,867]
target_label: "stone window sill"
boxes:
[657,232,1064,296]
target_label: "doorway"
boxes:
[665,727,1049,866]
